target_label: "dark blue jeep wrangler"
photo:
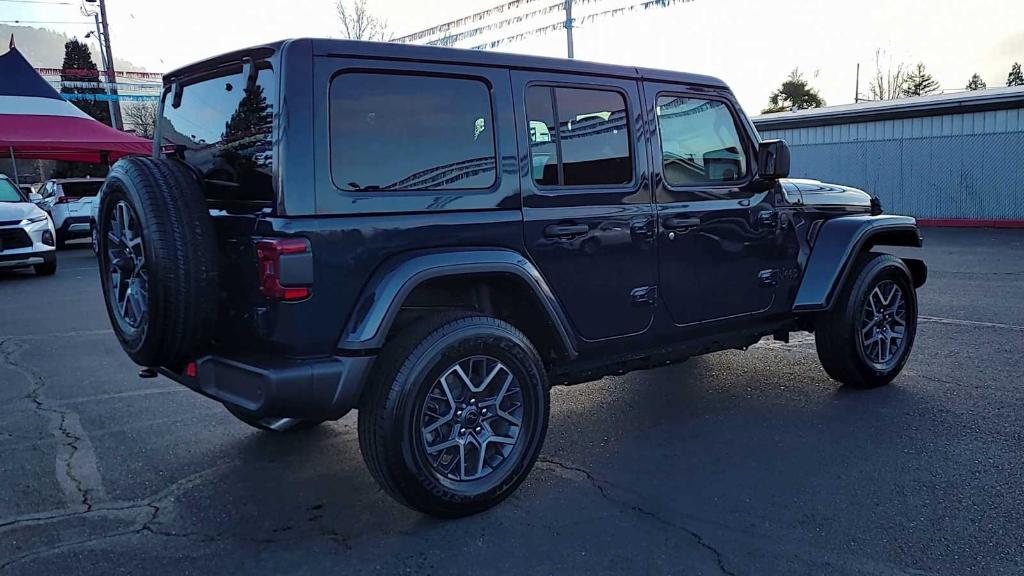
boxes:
[96,39,926,517]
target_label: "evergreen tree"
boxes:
[220,82,273,172]
[901,62,940,97]
[59,38,111,126]
[1007,63,1024,87]
[965,73,987,91]
[763,68,825,114]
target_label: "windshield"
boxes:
[0,179,24,203]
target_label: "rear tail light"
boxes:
[54,196,80,204]
[255,238,311,301]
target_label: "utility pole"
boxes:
[86,14,116,127]
[564,0,574,59]
[84,0,122,130]
[854,62,860,103]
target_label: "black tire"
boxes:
[33,258,56,276]
[55,233,66,250]
[815,253,918,388]
[358,311,550,518]
[97,157,219,369]
[225,406,324,433]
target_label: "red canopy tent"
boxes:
[0,38,151,183]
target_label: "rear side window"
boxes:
[526,86,632,187]
[59,181,103,197]
[656,96,747,186]
[160,66,276,205]
[329,73,496,191]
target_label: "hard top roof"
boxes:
[165,38,728,90]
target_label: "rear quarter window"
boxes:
[328,72,497,192]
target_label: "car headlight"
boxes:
[21,214,48,225]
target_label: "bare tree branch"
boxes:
[337,0,391,41]
[122,100,159,139]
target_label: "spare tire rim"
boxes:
[860,279,906,367]
[106,200,148,330]
[418,356,525,482]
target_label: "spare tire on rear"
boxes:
[97,157,219,369]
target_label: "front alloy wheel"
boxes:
[859,279,908,369]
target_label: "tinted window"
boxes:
[526,86,632,187]
[60,181,103,197]
[330,73,496,191]
[656,96,746,186]
[160,66,275,204]
[525,86,558,186]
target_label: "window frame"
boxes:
[653,90,755,194]
[327,68,500,195]
[525,81,637,192]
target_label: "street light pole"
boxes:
[564,0,574,59]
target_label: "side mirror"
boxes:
[29,192,43,204]
[758,139,791,179]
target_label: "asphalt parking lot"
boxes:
[1,228,1022,576]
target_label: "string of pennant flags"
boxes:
[34,67,164,81]
[425,0,607,47]
[392,0,548,43]
[469,0,694,50]
[61,93,159,102]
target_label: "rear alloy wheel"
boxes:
[359,312,549,518]
[815,253,918,388]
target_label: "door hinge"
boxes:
[631,285,658,306]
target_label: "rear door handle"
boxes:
[544,223,589,238]
[663,216,701,231]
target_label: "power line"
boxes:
[0,0,73,5]
[0,20,90,24]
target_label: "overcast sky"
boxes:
[5,0,1023,113]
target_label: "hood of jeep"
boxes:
[783,178,873,208]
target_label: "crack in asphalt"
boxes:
[0,464,231,570]
[537,456,737,576]
[0,338,105,511]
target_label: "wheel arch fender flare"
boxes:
[794,215,926,312]
[338,248,578,358]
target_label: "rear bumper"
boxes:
[57,216,92,239]
[159,353,375,421]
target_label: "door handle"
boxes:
[663,216,701,231]
[544,223,589,238]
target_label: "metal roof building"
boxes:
[752,86,1024,226]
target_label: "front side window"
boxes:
[656,96,747,187]
[329,73,496,191]
[526,86,633,187]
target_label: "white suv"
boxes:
[37,177,103,249]
[0,175,57,275]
